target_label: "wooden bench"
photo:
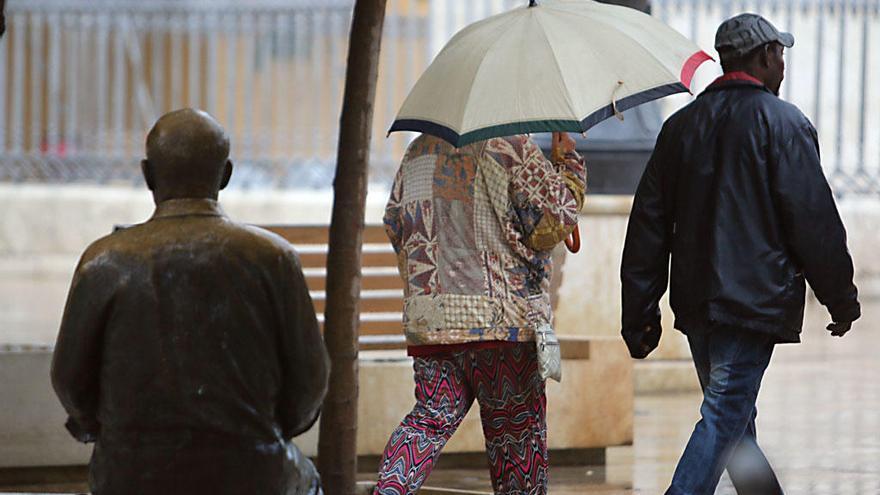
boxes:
[261,225,407,351]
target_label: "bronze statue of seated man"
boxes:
[51,108,329,495]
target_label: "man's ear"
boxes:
[141,160,156,191]
[219,159,233,190]
[760,44,773,69]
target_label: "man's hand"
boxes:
[827,321,852,337]
[622,323,661,359]
[551,132,576,164]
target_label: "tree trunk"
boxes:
[317,1,387,494]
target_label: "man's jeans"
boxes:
[666,326,784,495]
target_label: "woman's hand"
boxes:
[551,132,576,164]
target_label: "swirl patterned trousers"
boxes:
[374,344,548,495]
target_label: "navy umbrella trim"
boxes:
[389,81,689,148]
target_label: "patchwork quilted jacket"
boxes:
[384,134,586,346]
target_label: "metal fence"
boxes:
[1,0,879,195]
[1,0,364,188]
[651,0,880,196]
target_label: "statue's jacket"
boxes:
[51,198,329,495]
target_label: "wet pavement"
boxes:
[369,298,880,494]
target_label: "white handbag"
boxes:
[535,321,562,382]
[528,294,562,383]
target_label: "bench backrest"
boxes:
[262,225,406,350]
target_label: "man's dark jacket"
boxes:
[622,76,860,344]
[51,199,329,495]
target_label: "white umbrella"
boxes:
[389,0,712,147]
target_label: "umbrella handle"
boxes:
[565,225,581,253]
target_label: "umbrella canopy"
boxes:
[389,0,712,147]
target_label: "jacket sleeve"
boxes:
[51,250,112,443]
[621,126,672,336]
[276,249,330,439]
[770,122,860,323]
[506,136,586,252]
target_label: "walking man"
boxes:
[52,109,329,495]
[374,132,586,494]
[620,14,860,495]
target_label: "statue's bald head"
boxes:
[142,109,233,202]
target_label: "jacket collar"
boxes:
[151,198,226,220]
[704,71,770,93]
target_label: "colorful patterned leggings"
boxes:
[373,344,548,495]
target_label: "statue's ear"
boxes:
[219,159,233,190]
[141,160,156,191]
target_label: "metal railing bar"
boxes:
[274,13,291,158]
[187,12,201,109]
[123,14,158,131]
[170,15,184,111]
[205,12,220,116]
[63,13,79,155]
[783,0,796,101]
[95,13,109,153]
[150,13,166,116]
[311,10,325,158]
[329,9,344,153]
[29,13,44,154]
[0,16,7,151]
[258,13,274,160]
[10,12,26,154]
[834,0,848,180]
[294,10,307,157]
[857,1,870,175]
[112,15,127,159]
[46,13,62,153]
[241,12,256,160]
[223,12,237,136]
[383,5,399,165]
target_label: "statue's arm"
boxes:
[276,249,330,440]
[50,252,113,443]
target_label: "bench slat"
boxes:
[263,225,391,245]
[358,334,407,351]
[305,274,403,291]
[312,290,404,313]
[321,321,403,336]
[299,250,399,269]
